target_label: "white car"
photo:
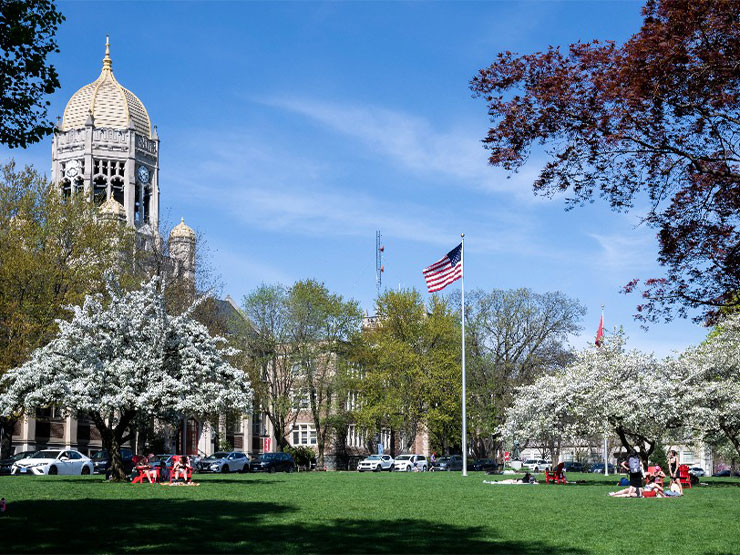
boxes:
[522,458,551,472]
[357,454,394,472]
[689,466,705,477]
[11,449,94,476]
[393,454,428,472]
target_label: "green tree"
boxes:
[0,0,64,148]
[242,284,300,451]
[454,288,585,458]
[0,160,135,457]
[353,290,461,455]
[288,279,362,469]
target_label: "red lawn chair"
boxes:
[169,455,193,483]
[545,463,566,484]
[678,464,692,488]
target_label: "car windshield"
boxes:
[396,455,411,461]
[366,455,382,461]
[260,453,279,460]
[90,451,108,461]
[524,459,537,464]
[33,450,61,459]
[204,452,228,460]
[438,457,449,463]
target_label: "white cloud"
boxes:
[163,131,547,256]
[259,96,540,200]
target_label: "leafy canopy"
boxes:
[471,0,740,325]
[0,0,64,147]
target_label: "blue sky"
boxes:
[2,1,708,355]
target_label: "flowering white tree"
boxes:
[0,275,252,480]
[680,313,740,459]
[501,333,681,465]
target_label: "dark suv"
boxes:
[432,455,463,471]
[90,448,135,475]
[250,452,295,473]
[563,462,585,473]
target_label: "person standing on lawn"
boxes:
[620,450,644,497]
[668,450,682,494]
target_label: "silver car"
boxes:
[198,451,250,473]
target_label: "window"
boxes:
[292,387,309,409]
[381,428,391,450]
[347,424,365,448]
[291,423,317,446]
[346,391,360,411]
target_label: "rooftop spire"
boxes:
[102,35,112,71]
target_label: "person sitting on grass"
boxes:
[486,472,537,485]
[646,466,665,493]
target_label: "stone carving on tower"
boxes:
[51,37,160,231]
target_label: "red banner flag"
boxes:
[595,313,604,347]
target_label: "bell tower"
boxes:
[51,37,160,231]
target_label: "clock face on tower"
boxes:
[136,165,150,184]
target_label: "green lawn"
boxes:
[0,471,738,553]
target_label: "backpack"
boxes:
[628,456,641,474]
[619,477,629,486]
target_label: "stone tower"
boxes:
[51,37,159,230]
[169,218,196,283]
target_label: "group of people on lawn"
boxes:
[132,453,192,483]
[609,449,684,498]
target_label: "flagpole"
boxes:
[461,233,467,477]
[601,305,608,477]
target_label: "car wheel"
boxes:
[287,466,294,473]
[406,466,412,472]
[81,465,91,475]
[48,465,58,475]
[374,465,381,472]
[534,467,539,472]
[269,466,276,473]
[222,464,230,473]
[388,464,394,472]
[358,469,364,473]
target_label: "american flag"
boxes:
[423,243,463,293]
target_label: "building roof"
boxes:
[169,217,196,240]
[61,37,152,137]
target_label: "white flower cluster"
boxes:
[0,275,252,422]
[501,332,683,452]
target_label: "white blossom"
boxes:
[0,275,252,423]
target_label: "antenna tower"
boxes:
[375,231,384,294]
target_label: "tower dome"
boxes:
[169,217,196,240]
[61,37,151,137]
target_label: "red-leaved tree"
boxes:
[471,0,740,325]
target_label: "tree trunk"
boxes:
[0,417,16,459]
[91,410,136,482]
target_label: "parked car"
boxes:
[470,458,498,472]
[689,466,706,477]
[11,449,93,476]
[522,458,551,472]
[563,462,586,473]
[0,450,36,475]
[711,469,738,477]
[589,463,617,474]
[432,455,463,471]
[198,451,250,473]
[90,448,135,475]
[393,454,428,472]
[250,452,294,473]
[357,454,394,472]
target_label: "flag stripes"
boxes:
[423,243,463,293]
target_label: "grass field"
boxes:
[0,471,738,554]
